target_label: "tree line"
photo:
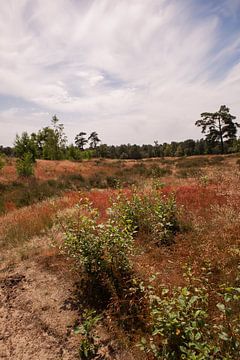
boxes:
[0,105,239,161]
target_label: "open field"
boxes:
[0,155,240,359]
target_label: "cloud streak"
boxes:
[0,0,239,145]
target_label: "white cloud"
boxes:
[0,0,239,146]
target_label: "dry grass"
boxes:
[0,191,83,248]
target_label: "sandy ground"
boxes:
[0,244,80,360]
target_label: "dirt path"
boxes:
[0,247,80,360]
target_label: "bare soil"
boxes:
[0,243,80,360]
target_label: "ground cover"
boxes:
[0,154,239,359]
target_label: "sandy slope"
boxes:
[0,244,80,360]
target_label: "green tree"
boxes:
[38,116,67,160]
[16,152,34,177]
[75,132,88,150]
[88,132,100,149]
[66,144,82,161]
[195,105,239,154]
[175,143,184,157]
[14,132,38,161]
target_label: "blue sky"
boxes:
[0,0,240,146]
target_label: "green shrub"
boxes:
[16,152,34,177]
[59,199,134,278]
[139,268,240,359]
[0,154,5,170]
[111,189,179,245]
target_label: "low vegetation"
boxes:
[0,154,240,359]
[140,267,240,359]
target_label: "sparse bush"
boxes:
[106,176,120,188]
[74,309,102,359]
[88,172,107,188]
[152,179,165,190]
[16,152,34,177]
[150,165,172,178]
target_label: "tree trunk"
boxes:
[218,117,224,154]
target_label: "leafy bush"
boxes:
[59,199,134,278]
[139,268,240,359]
[111,190,179,245]
[16,152,34,177]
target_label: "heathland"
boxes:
[0,154,240,359]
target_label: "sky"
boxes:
[0,0,240,146]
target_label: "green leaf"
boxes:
[195,332,202,340]
[219,332,229,341]
[73,326,81,334]
[216,303,225,313]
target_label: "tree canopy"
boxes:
[1,107,239,161]
[195,105,239,154]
